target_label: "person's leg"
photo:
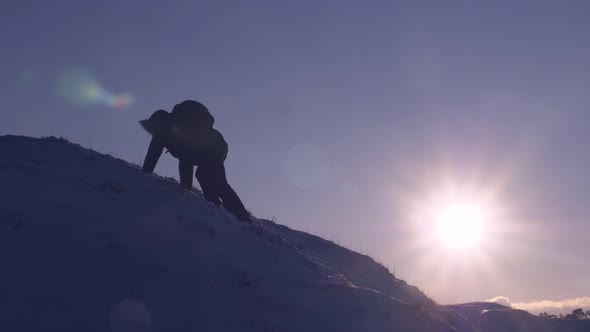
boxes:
[178,160,193,190]
[195,165,222,205]
[200,160,250,221]
[220,185,250,222]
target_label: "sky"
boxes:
[2,0,590,313]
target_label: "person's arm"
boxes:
[178,159,194,190]
[222,138,228,161]
[142,136,165,174]
[213,129,229,161]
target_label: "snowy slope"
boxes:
[1,135,589,332]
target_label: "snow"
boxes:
[1,135,589,332]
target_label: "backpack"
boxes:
[170,100,214,129]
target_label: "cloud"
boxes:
[487,296,590,314]
[487,296,512,307]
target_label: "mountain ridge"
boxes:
[1,135,588,332]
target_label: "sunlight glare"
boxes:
[436,204,483,249]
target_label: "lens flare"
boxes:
[57,69,134,110]
[19,67,38,86]
[284,143,332,190]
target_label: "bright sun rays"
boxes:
[393,179,514,302]
[435,203,484,249]
[405,180,503,253]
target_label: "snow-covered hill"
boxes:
[1,135,589,332]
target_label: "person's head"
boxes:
[139,109,172,136]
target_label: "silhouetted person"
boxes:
[140,100,250,222]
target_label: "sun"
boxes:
[435,203,484,249]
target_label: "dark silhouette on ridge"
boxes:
[140,100,250,222]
